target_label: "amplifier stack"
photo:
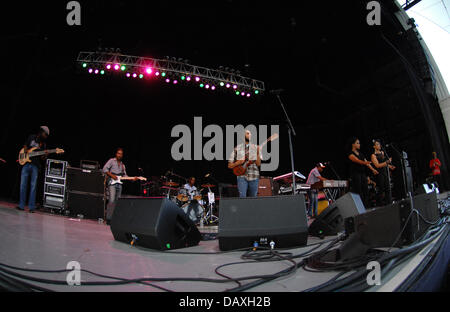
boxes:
[43,159,68,211]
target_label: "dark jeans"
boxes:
[19,163,39,210]
[237,177,259,197]
[351,172,369,207]
[376,173,391,206]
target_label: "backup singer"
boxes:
[371,140,395,206]
[103,148,137,223]
[17,126,50,213]
[347,137,378,207]
[228,129,261,197]
[306,163,328,218]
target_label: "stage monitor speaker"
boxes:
[66,191,105,220]
[309,192,366,237]
[110,197,201,250]
[218,194,308,251]
[66,167,105,195]
[344,191,440,249]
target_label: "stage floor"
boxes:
[0,196,448,292]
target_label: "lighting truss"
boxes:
[76,51,265,97]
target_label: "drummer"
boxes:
[183,177,198,201]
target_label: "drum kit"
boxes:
[141,170,219,225]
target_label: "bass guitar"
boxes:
[18,147,65,166]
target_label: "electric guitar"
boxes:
[232,133,279,176]
[109,175,147,185]
[18,147,65,166]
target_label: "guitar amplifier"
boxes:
[66,167,105,195]
[257,176,274,196]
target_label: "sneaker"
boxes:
[16,206,24,211]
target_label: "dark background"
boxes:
[1,0,448,201]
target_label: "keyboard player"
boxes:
[306,163,328,218]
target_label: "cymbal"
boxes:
[201,184,216,188]
[163,181,179,187]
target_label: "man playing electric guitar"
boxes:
[103,147,140,224]
[17,126,51,212]
[228,130,262,197]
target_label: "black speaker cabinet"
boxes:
[110,197,201,250]
[218,194,308,251]
[66,191,105,220]
[309,192,366,237]
[66,167,105,194]
[344,191,440,248]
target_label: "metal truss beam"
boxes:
[76,51,265,93]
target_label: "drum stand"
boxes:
[202,188,218,225]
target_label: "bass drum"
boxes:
[181,202,204,224]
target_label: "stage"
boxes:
[0,194,449,292]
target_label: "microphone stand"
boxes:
[388,143,409,199]
[273,91,297,195]
[380,142,393,204]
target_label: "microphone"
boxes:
[269,89,285,95]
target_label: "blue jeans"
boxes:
[106,184,122,220]
[307,190,318,217]
[237,177,259,198]
[19,163,39,210]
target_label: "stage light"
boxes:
[113,64,119,70]
[233,84,237,89]
[88,68,93,73]
[132,73,137,78]
[155,71,160,76]
[161,72,166,77]
[165,78,170,83]
[100,70,105,75]
[211,86,216,90]
[235,91,240,95]
[94,69,99,74]
[241,92,245,96]
[173,80,178,84]
[220,82,225,87]
[106,64,111,70]
[139,74,144,79]
[254,90,259,94]
[205,84,210,89]
[126,73,131,77]
[246,93,251,97]
[121,65,126,71]
[82,63,87,68]
[146,67,152,74]
[226,83,231,88]
[200,83,204,88]
[181,75,185,80]
[186,76,191,81]
[195,77,200,82]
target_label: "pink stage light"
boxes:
[88,68,93,73]
[126,73,131,77]
[132,73,137,78]
[246,93,251,97]
[186,76,191,81]
[226,83,231,88]
[233,85,238,89]
[106,64,111,70]
[165,78,170,83]
[155,71,160,76]
[205,84,210,89]
[94,69,99,74]
[146,67,152,74]
[173,80,178,84]
[241,92,245,96]
[211,86,216,90]
[195,77,200,82]
[114,64,120,70]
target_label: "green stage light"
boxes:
[255,90,259,94]
[120,65,126,71]
[200,83,204,88]
[100,70,105,75]
[82,63,87,68]
[139,74,143,79]
[235,91,240,95]
[181,75,185,80]
[220,82,225,87]
[161,72,166,77]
